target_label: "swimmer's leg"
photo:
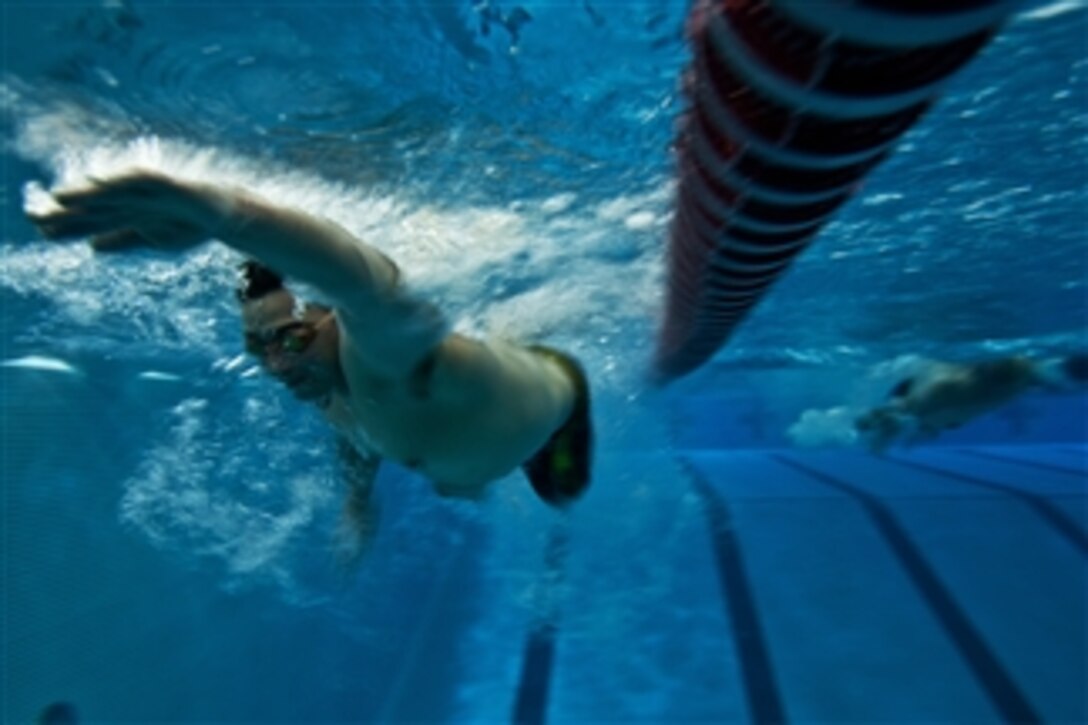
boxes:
[1032,353,1088,390]
[1062,353,1088,383]
[521,345,594,508]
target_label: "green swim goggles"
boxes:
[245,321,318,357]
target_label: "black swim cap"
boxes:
[236,260,285,302]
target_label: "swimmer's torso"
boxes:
[900,359,1037,430]
[329,333,574,492]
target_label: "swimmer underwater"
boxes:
[855,354,1088,453]
[27,168,594,563]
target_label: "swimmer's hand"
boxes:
[26,169,234,254]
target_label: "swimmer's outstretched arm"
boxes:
[28,168,444,374]
[30,169,397,303]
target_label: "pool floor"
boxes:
[504,444,1087,724]
[4,443,1085,723]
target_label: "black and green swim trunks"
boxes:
[521,345,594,508]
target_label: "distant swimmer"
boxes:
[27,168,593,565]
[854,354,1088,454]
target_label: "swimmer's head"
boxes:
[235,259,285,303]
[237,260,343,404]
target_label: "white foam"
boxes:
[539,192,576,214]
[624,210,658,231]
[4,84,666,392]
[137,371,182,382]
[786,405,860,449]
[1018,1,1086,21]
[118,396,336,602]
[1,355,81,374]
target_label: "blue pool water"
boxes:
[2,1,1086,723]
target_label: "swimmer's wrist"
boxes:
[195,183,257,240]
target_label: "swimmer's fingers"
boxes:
[28,206,130,241]
[32,202,207,252]
[51,171,223,235]
[52,171,182,210]
[31,170,212,249]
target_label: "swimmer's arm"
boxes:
[29,169,446,375]
[28,169,399,314]
[216,189,447,376]
[334,437,382,569]
[215,187,403,315]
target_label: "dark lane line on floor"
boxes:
[886,455,1087,557]
[679,456,788,724]
[772,454,1040,725]
[511,524,569,725]
[955,449,1087,477]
